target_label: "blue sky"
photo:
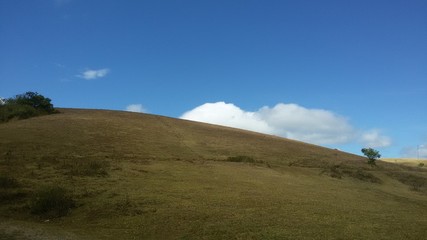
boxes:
[1,0,426,158]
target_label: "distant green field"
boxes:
[1,109,426,239]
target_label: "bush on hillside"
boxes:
[0,104,38,122]
[0,91,57,123]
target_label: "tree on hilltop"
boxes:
[8,91,55,113]
[0,91,57,122]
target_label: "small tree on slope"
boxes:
[361,148,381,166]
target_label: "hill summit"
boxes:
[1,108,426,239]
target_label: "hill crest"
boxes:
[0,108,365,167]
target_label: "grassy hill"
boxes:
[1,109,426,239]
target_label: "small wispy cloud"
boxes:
[126,104,146,113]
[78,68,110,80]
[360,129,392,148]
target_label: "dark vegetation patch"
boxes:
[0,175,27,203]
[30,186,75,218]
[387,172,426,192]
[0,91,57,123]
[0,189,28,203]
[343,169,382,183]
[288,157,331,168]
[224,155,272,168]
[321,165,382,183]
[0,175,20,189]
[226,155,263,164]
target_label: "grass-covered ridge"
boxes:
[1,108,426,239]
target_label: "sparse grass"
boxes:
[0,109,426,239]
[61,159,110,177]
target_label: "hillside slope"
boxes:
[1,109,426,239]
[0,108,365,165]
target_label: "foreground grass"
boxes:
[1,159,427,239]
[1,109,427,239]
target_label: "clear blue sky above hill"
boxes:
[1,0,426,158]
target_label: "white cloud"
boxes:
[181,102,274,134]
[78,68,110,80]
[181,102,359,145]
[125,104,146,113]
[360,130,392,148]
[181,102,392,147]
[257,103,355,144]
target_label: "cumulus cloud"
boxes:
[125,104,146,113]
[360,130,392,148]
[257,103,355,144]
[180,102,393,147]
[78,68,110,80]
[181,102,360,145]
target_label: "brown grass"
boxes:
[1,109,426,239]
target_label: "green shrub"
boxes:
[361,148,381,166]
[30,186,75,218]
[0,91,58,123]
[9,92,55,114]
[0,104,38,122]
[419,162,425,168]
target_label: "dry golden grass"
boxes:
[382,158,427,167]
[1,109,427,239]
